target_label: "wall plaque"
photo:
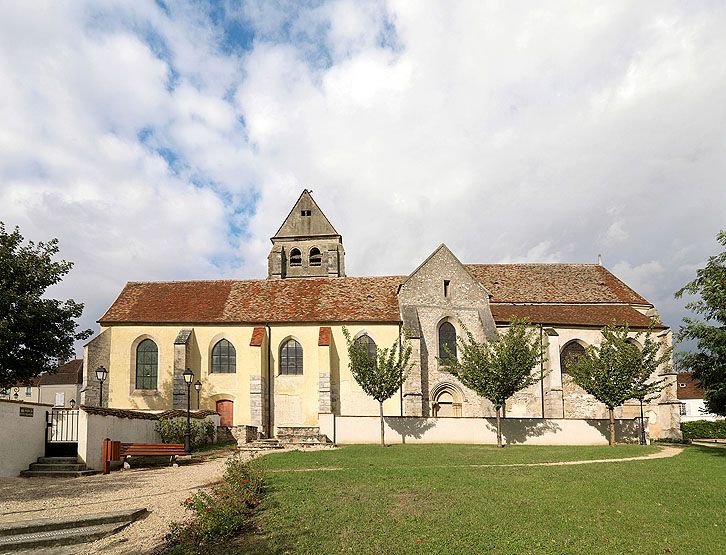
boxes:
[19,406,34,417]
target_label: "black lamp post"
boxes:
[194,380,202,410]
[95,366,108,407]
[183,367,194,454]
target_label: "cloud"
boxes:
[0,0,724,353]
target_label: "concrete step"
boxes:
[36,457,78,464]
[0,508,147,552]
[28,463,87,472]
[19,470,99,478]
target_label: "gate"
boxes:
[45,408,79,457]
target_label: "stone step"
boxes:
[0,508,147,537]
[19,470,99,478]
[28,463,87,472]
[36,457,78,465]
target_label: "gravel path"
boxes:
[0,453,249,554]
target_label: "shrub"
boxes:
[165,455,264,552]
[156,418,215,448]
[681,420,726,440]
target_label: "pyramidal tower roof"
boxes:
[271,189,341,243]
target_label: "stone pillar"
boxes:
[403,337,424,416]
[249,328,268,435]
[268,245,283,279]
[318,327,334,414]
[173,329,193,409]
[543,328,564,418]
[81,329,111,407]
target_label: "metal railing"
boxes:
[47,408,79,443]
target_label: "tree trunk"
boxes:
[608,407,616,447]
[379,401,385,447]
[496,406,503,448]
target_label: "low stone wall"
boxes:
[0,399,53,476]
[323,415,641,445]
[230,425,259,445]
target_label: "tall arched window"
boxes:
[355,333,377,360]
[280,339,303,375]
[309,247,322,266]
[136,339,158,389]
[438,322,457,363]
[560,341,586,374]
[289,248,302,266]
[211,339,236,373]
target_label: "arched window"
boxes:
[309,247,322,266]
[438,321,457,362]
[136,339,158,389]
[280,339,303,375]
[289,248,302,266]
[560,341,586,374]
[355,333,377,360]
[211,339,236,373]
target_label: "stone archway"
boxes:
[431,384,463,417]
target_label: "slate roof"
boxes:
[99,265,661,329]
[676,372,705,400]
[37,359,83,385]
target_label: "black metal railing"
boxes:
[46,408,79,443]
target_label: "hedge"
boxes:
[680,419,726,440]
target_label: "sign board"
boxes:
[19,406,34,417]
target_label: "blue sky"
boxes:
[0,0,724,355]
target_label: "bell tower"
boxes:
[267,189,346,279]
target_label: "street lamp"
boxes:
[69,399,76,409]
[95,366,108,407]
[194,380,202,410]
[183,367,194,454]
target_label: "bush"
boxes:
[165,455,264,552]
[681,420,726,440]
[156,418,215,448]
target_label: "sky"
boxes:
[0,0,724,356]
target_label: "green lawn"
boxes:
[232,444,724,554]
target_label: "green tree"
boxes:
[342,327,412,446]
[0,223,91,388]
[568,325,672,446]
[441,318,546,448]
[675,230,726,416]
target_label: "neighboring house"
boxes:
[0,378,40,403]
[677,372,723,421]
[36,359,83,407]
[81,190,681,439]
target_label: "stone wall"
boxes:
[82,328,111,407]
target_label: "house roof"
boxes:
[99,264,659,328]
[676,372,705,400]
[37,359,83,386]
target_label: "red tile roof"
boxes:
[37,359,83,386]
[676,372,705,400]
[249,327,265,347]
[99,264,659,329]
[319,326,332,346]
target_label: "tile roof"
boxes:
[466,264,650,304]
[37,359,83,385]
[318,326,332,346]
[676,372,705,400]
[250,327,265,347]
[490,304,661,328]
[99,264,658,328]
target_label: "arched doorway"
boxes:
[432,385,462,417]
[216,400,234,427]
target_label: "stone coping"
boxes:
[81,405,218,420]
[0,398,54,407]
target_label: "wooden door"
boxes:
[216,400,234,427]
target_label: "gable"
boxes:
[271,189,341,241]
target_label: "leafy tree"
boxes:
[342,327,412,446]
[675,230,726,416]
[441,318,546,448]
[0,223,91,388]
[568,325,672,446]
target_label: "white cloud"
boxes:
[1,0,725,353]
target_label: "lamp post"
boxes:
[183,368,194,454]
[194,380,202,410]
[95,366,108,407]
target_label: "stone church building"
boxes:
[82,190,681,440]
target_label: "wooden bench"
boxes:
[103,439,187,474]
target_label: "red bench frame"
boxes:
[103,438,187,474]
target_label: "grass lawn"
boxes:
[219,444,726,555]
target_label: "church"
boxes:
[81,190,681,440]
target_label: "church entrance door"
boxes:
[216,400,234,427]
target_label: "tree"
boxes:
[0,223,91,388]
[675,230,726,416]
[342,327,412,446]
[568,325,672,446]
[441,318,546,448]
